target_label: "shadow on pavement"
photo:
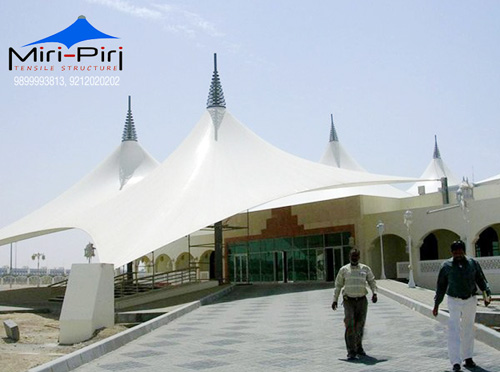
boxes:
[339,355,388,365]
[464,366,492,372]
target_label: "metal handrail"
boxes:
[48,265,202,298]
[113,265,200,298]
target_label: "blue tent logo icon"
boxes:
[23,15,118,48]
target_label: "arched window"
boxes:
[475,227,499,257]
[420,233,438,260]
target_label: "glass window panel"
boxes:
[334,248,343,279]
[228,254,235,282]
[293,249,309,281]
[475,243,482,257]
[275,252,283,282]
[229,242,247,255]
[275,238,293,251]
[294,236,307,249]
[260,251,274,281]
[316,249,325,281]
[326,233,342,247]
[248,253,261,282]
[248,240,261,254]
[261,239,274,253]
[234,255,248,282]
[308,235,324,248]
[342,232,352,246]
[493,242,499,256]
[287,251,295,282]
[308,249,317,280]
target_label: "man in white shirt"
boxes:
[332,248,378,360]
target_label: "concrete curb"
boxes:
[378,286,500,351]
[29,285,234,372]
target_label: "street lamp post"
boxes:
[9,243,12,275]
[403,210,416,288]
[376,220,386,279]
[31,252,45,287]
[84,243,96,263]
[9,243,13,289]
[456,177,474,255]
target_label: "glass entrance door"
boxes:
[233,254,248,283]
[273,251,289,282]
[325,247,344,281]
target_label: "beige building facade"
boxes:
[146,181,500,293]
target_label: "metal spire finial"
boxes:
[433,135,441,159]
[122,95,138,142]
[206,53,226,109]
[329,114,339,142]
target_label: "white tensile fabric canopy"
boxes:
[475,173,500,186]
[406,157,459,195]
[317,123,411,198]
[319,135,365,171]
[0,108,420,267]
[0,140,159,244]
[251,117,410,211]
[407,137,459,195]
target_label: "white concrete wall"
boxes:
[59,263,114,344]
[417,257,500,294]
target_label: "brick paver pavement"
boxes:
[72,283,500,372]
[377,279,498,311]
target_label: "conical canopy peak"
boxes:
[433,135,441,159]
[206,53,226,109]
[122,96,138,142]
[329,114,339,142]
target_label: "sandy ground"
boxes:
[0,312,128,372]
[0,284,229,372]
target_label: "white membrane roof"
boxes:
[407,136,459,195]
[251,117,411,211]
[0,140,159,243]
[475,173,500,186]
[0,108,420,267]
[407,156,459,195]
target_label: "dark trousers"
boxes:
[343,296,368,355]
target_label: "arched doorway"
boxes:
[420,233,438,261]
[138,256,151,274]
[419,229,459,260]
[370,234,407,279]
[198,250,214,279]
[175,252,194,270]
[155,254,173,273]
[475,226,500,257]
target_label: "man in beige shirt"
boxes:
[332,248,378,360]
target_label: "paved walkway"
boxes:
[69,282,500,372]
[377,279,500,313]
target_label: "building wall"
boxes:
[144,183,500,292]
[361,190,500,292]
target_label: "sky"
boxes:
[1,0,500,269]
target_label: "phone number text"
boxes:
[13,76,120,87]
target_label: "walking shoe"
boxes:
[464,358,476,368]
[347,352,357,360]
[453,364,462,371]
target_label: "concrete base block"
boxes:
[3,319,20,341]
[59,263,114,345]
